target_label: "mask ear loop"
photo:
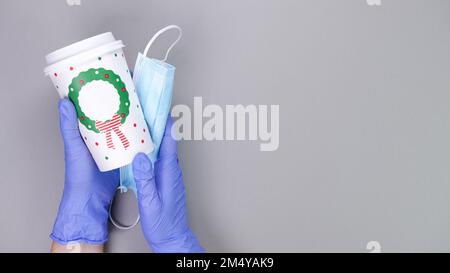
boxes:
[108,25,182,230]
[143,25,182,62]
[109,186,140,230]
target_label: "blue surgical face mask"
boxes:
[110,25,182,230]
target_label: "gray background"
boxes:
[0,0,449,252]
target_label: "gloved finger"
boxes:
[156,116,185,200]
[59,99,85,147]
[158,116,178,160]
[133,153,160,209]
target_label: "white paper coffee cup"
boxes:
[45,32,154,172]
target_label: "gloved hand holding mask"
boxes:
[132,118,204,253]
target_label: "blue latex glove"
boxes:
[132,117,204,253]
[50,99,119,245]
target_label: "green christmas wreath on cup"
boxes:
[68,68,130,133]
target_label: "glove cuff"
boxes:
[50,193,110,245]
[49,234,108,246]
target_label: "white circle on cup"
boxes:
[78,81,120,122]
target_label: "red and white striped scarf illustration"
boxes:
[96,114,130,149]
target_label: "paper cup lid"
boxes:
[44,32,124,75]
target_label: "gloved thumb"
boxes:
[132,153,160,208]
[59,99,85,148]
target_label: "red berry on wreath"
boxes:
[121,113,125,117]
[80,80,84,85]
[121,87,126,92]
[81,116,85,121]
[104,74,109,78]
